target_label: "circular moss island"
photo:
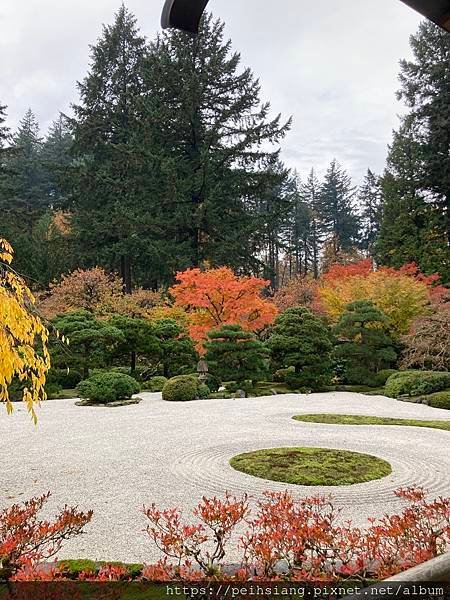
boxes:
[229,447,392,486]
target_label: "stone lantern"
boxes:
[197,358,209,383]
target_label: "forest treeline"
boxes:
[0,8,448,289]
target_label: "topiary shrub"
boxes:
[145,376,168,392]
[204,373,221,393]
[373,369,399,387]
[197,383,211,399]
[267,308,333,391]
[162,376,198,402]
[385,371,450,399]
[333,301,398,386]
[77,372,141,404]
[205,325,269,389]
[422,391,450,410]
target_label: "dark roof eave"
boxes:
[161,0,450,34]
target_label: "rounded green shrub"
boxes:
[77,372,141,404]
[204,373,221,393]
[197,383,211,399]
[385,371,450,398]
[424,391,450,410]
[162,375,198,402]
[145,376,168,392]
[374,369,399,387]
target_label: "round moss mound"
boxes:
[229,447,392,486]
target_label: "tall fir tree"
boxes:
[69,5,149,290]
[397,21,450,246]
[254,161,295,289]
[0,104,11,210]
[136,14,291,283]
[317,159,360,265]
[375,22,450,281]
[41,115,73,211]
[299,169,324,279]
[2,109,46,236]
[358,169,382,256]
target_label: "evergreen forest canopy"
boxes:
[0,8,449,290]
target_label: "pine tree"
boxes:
[3,109,46,236]
[41,116,73,210]
[0,104,9,153]
[299,169,324,279]
[397,21,450,246]
[374,123,447,276]
[317,160,360,265]
[267,307,333,391]
[333,300,398,386]
[69,5,150,290]
[0,104,11,212]
[205,324,268,388]
[255,161,295,289]
[137,15,291,282]
[358,169,382,256]
[375,22,450,281]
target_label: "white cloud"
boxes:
[0,0,422,184]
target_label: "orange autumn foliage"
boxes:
[38,268,162,320]
[170,267,278,347]
[273,275,325,314]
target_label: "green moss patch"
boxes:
[293,414,450,432]
[230,447,392,486]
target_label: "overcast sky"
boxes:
[0,0,422,184]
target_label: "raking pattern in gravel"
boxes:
[1,392,449,563]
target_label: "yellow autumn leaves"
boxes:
[0,238,50,423]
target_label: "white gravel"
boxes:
[1,392,449,563]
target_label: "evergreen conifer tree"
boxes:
[333,300,398,386]
[358,169,382,256]
[375,22,450,281]
[69,5,150,289]
[317,160,360,264]
[267,307,333,390]
[205,324,268,388]
[137,14,291,281]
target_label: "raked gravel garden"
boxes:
[1,390,449,564]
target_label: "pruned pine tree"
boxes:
[205,324,268,388]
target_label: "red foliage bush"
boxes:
[1,488,448,586]
[0,492,93,579]
[143,487,450,583]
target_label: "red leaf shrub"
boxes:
[143,487,450,583]
[0,492,93,579]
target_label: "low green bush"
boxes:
[45,382,63,399]
[77,372,141,404]
[423,391,450,410]
[162,375,198,402]
[144,376,168,392]
[197,383,211,399]
[385,371,450,399]
[373,369,399,387]
[204,373,221,393]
